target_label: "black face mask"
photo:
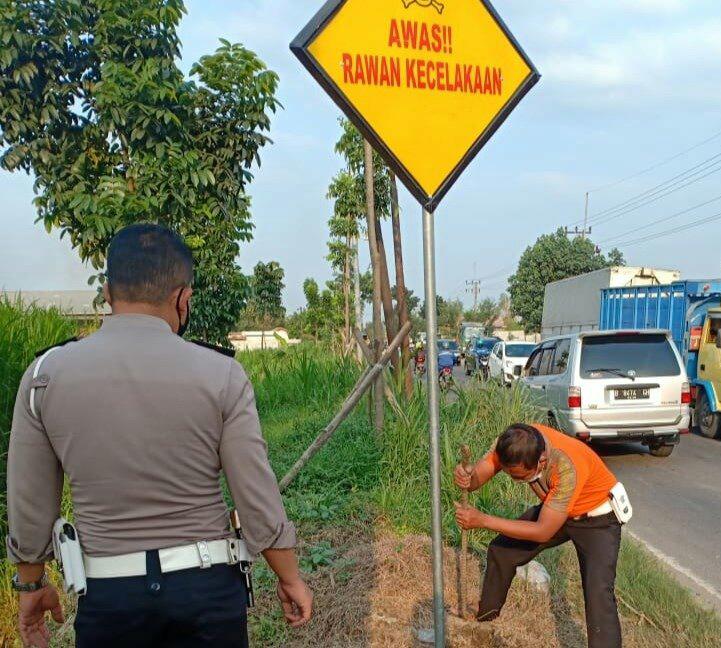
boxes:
[175,290,191,338]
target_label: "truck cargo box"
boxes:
[541,267,680,339]
[600,280,721,379]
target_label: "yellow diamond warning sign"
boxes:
[291,0,540,211]
[291,0,539,210]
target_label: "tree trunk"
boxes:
[390,171,413,399]
[353,235,364,364]
[343,233,351,351]
[364,140,384,433]
[374,218,399,375]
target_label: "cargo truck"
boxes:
[600,280,721,439]
[541,266,681,338]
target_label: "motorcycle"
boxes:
[478,354,490,382]
[439,366,454,391]
[415,351,427,377]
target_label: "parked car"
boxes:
[438,339,461,365]
[465,337,500,378]
[489,341,538,385]
[521,330,691,457]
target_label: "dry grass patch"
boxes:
[253,524,705,648]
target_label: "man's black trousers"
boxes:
[478,505,622,648]
[75,551,248,647]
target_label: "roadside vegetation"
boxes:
[0,299,79,644]
[240,346,721,647]
[1,306,720,646]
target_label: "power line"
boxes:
[598,194,721,245]
[586,152,721,224]
[478,264,516,281]
[583,157,721,229]
[612,209,721,248]
[588,127,721,194]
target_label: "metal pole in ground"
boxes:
[422,206,445,648]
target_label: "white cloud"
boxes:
[534,20,721,110]
[613,0,684,12]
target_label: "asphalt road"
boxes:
[451,365,721,612]
[600,433,721,612]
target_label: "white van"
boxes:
[521,330,691,457]
[489,341,538,385]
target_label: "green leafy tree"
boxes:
[509,229,626,333]
[420,296,464,338]
[334,119,391,217]
[464,298,501,335]
[606,247,626,266]
[392,286,420,316]
[326,170,364,344]
[238,262,286,344]
[294,278,345,343]
[0,1,279,344]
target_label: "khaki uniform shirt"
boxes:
[6,314,296,562]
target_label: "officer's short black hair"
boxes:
[496,424,545,469]
[107,224,193,304]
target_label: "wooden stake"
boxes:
[459,444,473,620]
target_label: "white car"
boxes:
[521,330,691,457]
[489,341,538,385]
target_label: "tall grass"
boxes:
[238,345,361,415]
[0,299,78,645]
[377,381,538,547]
[0,298,77,543]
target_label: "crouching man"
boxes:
[454,423,628,648]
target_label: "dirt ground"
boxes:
[277,527,584,648]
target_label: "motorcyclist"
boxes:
[438,347,455,373]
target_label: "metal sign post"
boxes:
[290,2,540,645]
[422,207,445,646]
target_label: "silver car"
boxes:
[521,330,691,457]
[489,341,538,385]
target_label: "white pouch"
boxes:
[52,518,87,596]
[609,482,633,524]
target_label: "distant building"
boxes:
[228,329,300,351]
[1,290,108,320]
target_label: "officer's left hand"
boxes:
[277,577,313,628]
[18,585,65,648]
[454,502,488,530]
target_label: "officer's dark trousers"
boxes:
[478,505,622,648]
[75,551,248,648]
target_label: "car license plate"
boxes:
[614,387,650,401]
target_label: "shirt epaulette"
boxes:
[34,337,79,358]
[189,339,237,358]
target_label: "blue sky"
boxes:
[2,0,721,311]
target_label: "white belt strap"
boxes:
[84,538,251,579]
[30,347,60,418]
[586,500,613,517]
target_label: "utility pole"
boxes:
[565,225,592,238]
[466,279,481,310]
[466,262,481,310]
[566,192,592,239]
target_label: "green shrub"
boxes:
[0,298,77,544]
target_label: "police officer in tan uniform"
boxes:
[7,224,312,647]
